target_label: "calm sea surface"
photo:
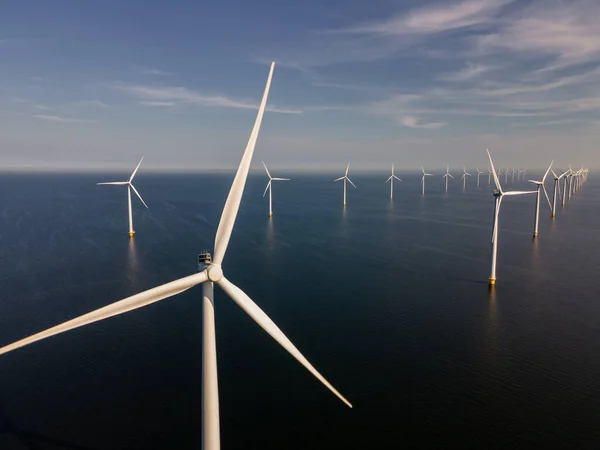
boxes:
[0,171,599,449]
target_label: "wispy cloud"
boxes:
[139,101,177,107]
[400,115,447,129]
[439,63,490,81]
[33,114,98,123]
[70,100,108,108]
[33,104,53,111]
[110,83,303,114]
[141,68,176,76]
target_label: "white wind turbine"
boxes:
[550,169,569,217]
[486,149,536,286]
[386,163,402,200]
[421,166,433,195]
[561,168,571,206]
[488,167,493,186]
[528,161,553,237]
[512,168,516,182]
[334,163,356,206]
[504,168,509,183]
[442,164,454,193]
[262,161,289,217]
[476,168,484,187]
[0,63,352,450]
[461,165,471,190]
[97,157,148,237]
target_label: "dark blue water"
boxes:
[0,172,599,449]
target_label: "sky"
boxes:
[1,0,599,172]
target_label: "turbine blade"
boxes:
[345,163,350,177]
[393,175,402,181]
[262,180,271,197]
[486,149,502,193]
[129,157,144,182]
[97,182,128,185]
[542,160,554,183]
[130,183,148,209]
[504,190,537,196]
[542,184,552,209]
[334,176,344,182]
[217,277,352,408]
[528,180,542,184]
[213,63,275,266]
[262,160,272,179]
[271,178,290,181]
[449,174,454,179]
[0,271,208,357]
[386,175,392,183]
[421,166,425,175]
[346,177,357,188]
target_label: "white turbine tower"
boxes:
[334,163,356,206]
[486,149,536,286]
[550,169,569,217]
[442,164,454,193]
[386,163,402,200]
[511,168,516,182]
[97,157,148,237]
[488,167,493,186]
[421,166,433,195]
[461,165,471,190]
[476,168,484,187]
[0,63,352,450]
[528,161,553,237]
[561,168,571,206]
[262,161,289,217]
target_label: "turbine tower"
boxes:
[386,163,402,200]
[442,164,454,193]
[550,169,569,217]
[421,166,433,195]
[486,149,536,287]
[476,168,484,187]
[97,157,148,237]
[461,165,471,190]
[528,161,553,237]
[262,161,289,217]
[0,63,352,450]
[334,163,356,206]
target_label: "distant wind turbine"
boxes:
[476,168,484,187]
[386,163,402,200]
[0,63,352,450]
[528,161,553,237]
[461,165,471,190]
[421,166,433,195]
[262,161,289,217]
[442,164,454,193]
[486,149,536,286]
[97,157,148,237]
[550,169,569,217]
[334,163,356,206]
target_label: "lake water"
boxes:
[0,171,599,449]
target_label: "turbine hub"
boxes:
[207,264,223,282]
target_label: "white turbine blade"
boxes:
[129,157,144,183]
[217,277,352,408]
[393,175,402,181]
[486,149,502,193]
[345,163,350,177]
[130,183,148,209]
[551,169,558,179]
[542,184,552,209]
[97,181,128,185]
[425,173,433,177]
[334,176,344,182]
[346,177,357,188]
[213,62,275,266]
[421,166,425,175]
[271,178,290,181]
[386,175,392,183]
[542,160,554,183]
[262,160,272,179]
[465,172,471,176]
[262,180,272,197]
[504,190,537,196]
[449,174,454,179]
[528,180,542,184]
[0,271,208,357]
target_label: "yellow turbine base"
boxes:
[343,203,347,206]
[533,232,538,237]
[268,213,273,217]
[488,278,496,286]
[129,231,135,237]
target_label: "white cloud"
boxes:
[140,101,177,107]
[71,100,108,108]
[439,63,490,81]
[400,115,447,129]
[142,68,176,76]
[111,83,302,114]
[33,104,53,111]
[33,114,98,123]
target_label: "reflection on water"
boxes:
[126,237,139,291]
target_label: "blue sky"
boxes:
[1,0,599,172]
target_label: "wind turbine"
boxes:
[0,63,352,450]
[488,167,493,186]
[511,168,516,182]
[550,169,569,217]
[528,161,553,237]
[386,163,402,200]
[486,149,536,286]
[421,166,433,195]
[262,161,289,217]
[504,168,509,183]
[442,165,454,193]
[561,168,571,206]
[476,168,484,187]
[334,163,356,206]
[97,157,148,237]
[461,165,471,190]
